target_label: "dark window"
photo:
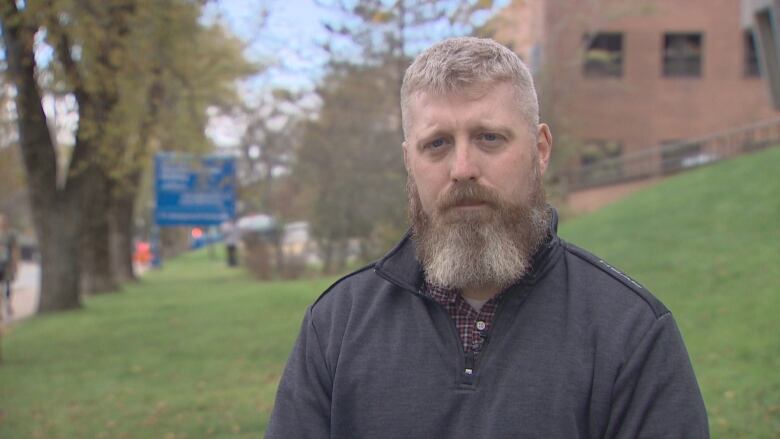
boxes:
[583,33,623,78]
[579,140,623,184]
[663,33,703,77]
[744,31,761,77]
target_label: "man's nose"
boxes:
[449,142,480,182]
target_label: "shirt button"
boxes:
[476,321,486,331]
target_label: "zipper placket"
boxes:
[418,287,515,385]
[373,267,519,386]
[414,288,470,379]
[469,291,513,378]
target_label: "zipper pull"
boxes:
[464,352,476,375]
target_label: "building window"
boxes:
[579,140,623,184]
[663,33,703,77]
[744,31,761,77]
[583,33,623,78]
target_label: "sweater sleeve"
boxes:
[265,307,332,439]
[605,312,709,438]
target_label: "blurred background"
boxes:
[0,0,778,437]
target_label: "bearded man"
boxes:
[266,37,708,438]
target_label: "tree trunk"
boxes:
[109,186,138,284]
[79,167,119,295]
[36,199,82,312]
[160,227,190,259]
[1,5,82,312]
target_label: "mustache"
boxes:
[437,181,502,212]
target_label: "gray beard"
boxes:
[408,172,550,291]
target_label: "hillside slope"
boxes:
[559,147,780,437]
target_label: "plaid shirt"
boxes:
[423,281,504,354]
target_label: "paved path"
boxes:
[3,262,39,324]
[2,262,152,326]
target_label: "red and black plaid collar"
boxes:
[422,281,505,307]
[423,281,460,304]
[422,280,506,353]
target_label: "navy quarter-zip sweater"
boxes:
[266,214,709,438]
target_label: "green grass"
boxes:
[559,147,780,438]
[0,252,332,438]
[1,147,778,438]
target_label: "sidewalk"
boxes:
[2,262,39,324]
[2,263,151,325]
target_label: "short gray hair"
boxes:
[401,37,539,138]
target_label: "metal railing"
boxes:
[564,116,780,191]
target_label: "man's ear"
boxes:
[536,124,552,175]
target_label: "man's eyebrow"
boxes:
[471,123,515,137]
[414,125,449,141]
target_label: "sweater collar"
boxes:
[374,207,562,293]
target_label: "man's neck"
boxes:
[461,285,502,302]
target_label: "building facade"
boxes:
[491,0,779,191]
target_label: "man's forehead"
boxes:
[407,82,523,129]
[410,81,509,104]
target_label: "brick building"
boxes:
[489,0,779,191]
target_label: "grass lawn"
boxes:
[559,146,780,437]
[1,147,778,438]
[0,252,332,438]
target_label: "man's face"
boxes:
[403,82,551,219]
[403,82,553,291]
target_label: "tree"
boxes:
[236,88,314,275]
[238,89,312,214]
[320,0,501,102]
[0,80,27,220]
[0,0,253,311]
[1,1,83,311]
[101,8,254,285]
[296,63,406,273]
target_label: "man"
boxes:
[222,220,240,267]
[0,214,19,318]
[266,37,708,438]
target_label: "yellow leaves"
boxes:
[371,11,395,23]
[474,0,494,10]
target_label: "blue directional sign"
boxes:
[154,153,236,226]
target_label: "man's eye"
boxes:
[426,138,447,149]
[480,133,500,142]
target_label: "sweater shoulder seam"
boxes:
[312,262,378,309]
[562,241,669,319]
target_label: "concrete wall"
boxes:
[741,0,780,108]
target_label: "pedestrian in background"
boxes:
[223,220,240,267]
[0,214,20,318]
